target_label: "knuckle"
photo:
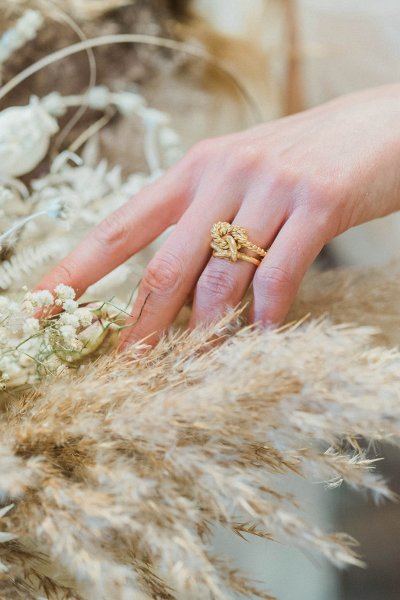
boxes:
[255,265,293,298]
[93,209,130,249]
[307,202,341,240]
[52,262,76,287]
[237,145,263,170]
[224,144,263,178]
[296,174,336,210]
[197,264,236,300]
[293,176,344,238]
[185,139,213,165]
[47,261,83,295]
[142,251,183,295]
[184,136,228,169]
[314,207,337,238]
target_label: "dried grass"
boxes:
[0,263,399,599]
[1,3,399,598]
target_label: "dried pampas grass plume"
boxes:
[290,261,400,346]
[0,278,399,599]
[0,2,399,598]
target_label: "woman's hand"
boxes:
[36,84,400,348]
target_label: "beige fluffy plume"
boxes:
[0,262,399,600]
[0,3,399,598]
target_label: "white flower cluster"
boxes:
[0,10,44,65]
[0,4,185,384]
[0,285,123,389]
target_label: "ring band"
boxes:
[210,222,268,267]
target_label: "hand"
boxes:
[37,84,400,348]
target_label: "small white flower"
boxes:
[0,357,20,377]
[59,312,80,328]
[55,284,76,300]
[22,317,40,336]
[59,324,77,341]
[37,290,54,306]
[22,300,34,313]
[75,308,93,328]
[58,324,82,351]
[0,297,20,316]
[25,290,54,307]
[63,299,78,314]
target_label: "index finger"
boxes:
[35,165,191,297]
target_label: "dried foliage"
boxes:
[0,3,400,599]
[0,264,399,599]
[0,0,200,173]
[290,261,400,346]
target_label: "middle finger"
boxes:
[118,185,242,349]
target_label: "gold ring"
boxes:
[210,222,268,267]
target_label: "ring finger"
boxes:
[189,191,287,328]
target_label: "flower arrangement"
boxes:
[0,283,130,388]
[0,310,399,600]
[0,3,399,600]
[0,2,187,394]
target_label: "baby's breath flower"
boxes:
[63,299,78,314]
[0,297,20,316]
[76,308,93,328]
[0,356,21,377]
[23,317,40,336]
[59,324,77,341]
[25,290,54,308]
[55,284,76,301]
[59,324,82,351]
[22,300,34,313]
[59,312,80,327]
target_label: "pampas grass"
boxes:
[0,2,400,598]
[0,263,399,599]
[290,261,400,346]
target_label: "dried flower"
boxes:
[24,290,54,308]
[22,317,40,336]
[54,283,76,300]
[76,307,94,328]
[62,299,79,313]
[0,4,398,599]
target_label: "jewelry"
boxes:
[210,221,267,267]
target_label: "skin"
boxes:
[36,84,400,349]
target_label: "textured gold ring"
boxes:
[210,222,268,267]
